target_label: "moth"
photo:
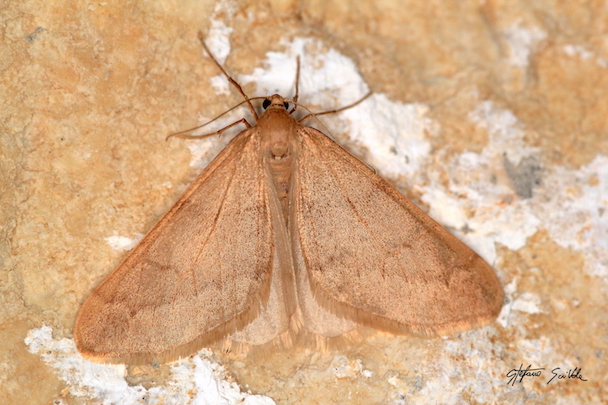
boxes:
[74,33,504,364]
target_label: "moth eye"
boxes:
[283,102,289,109]
[263,99,271,109]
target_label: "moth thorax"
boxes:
[261,109,296,159]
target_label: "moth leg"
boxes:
[167,118,252,140]
[298,91,372,123]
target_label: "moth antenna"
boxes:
[197,31,259,121]
[290,56,301,114]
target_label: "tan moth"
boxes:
[74,33,504,364]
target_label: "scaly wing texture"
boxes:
[75,129,273,364]
[294,127,504,337]
[226,159,297,349]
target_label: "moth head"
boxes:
[263,96,290,111]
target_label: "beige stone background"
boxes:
[2,0,607,404]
